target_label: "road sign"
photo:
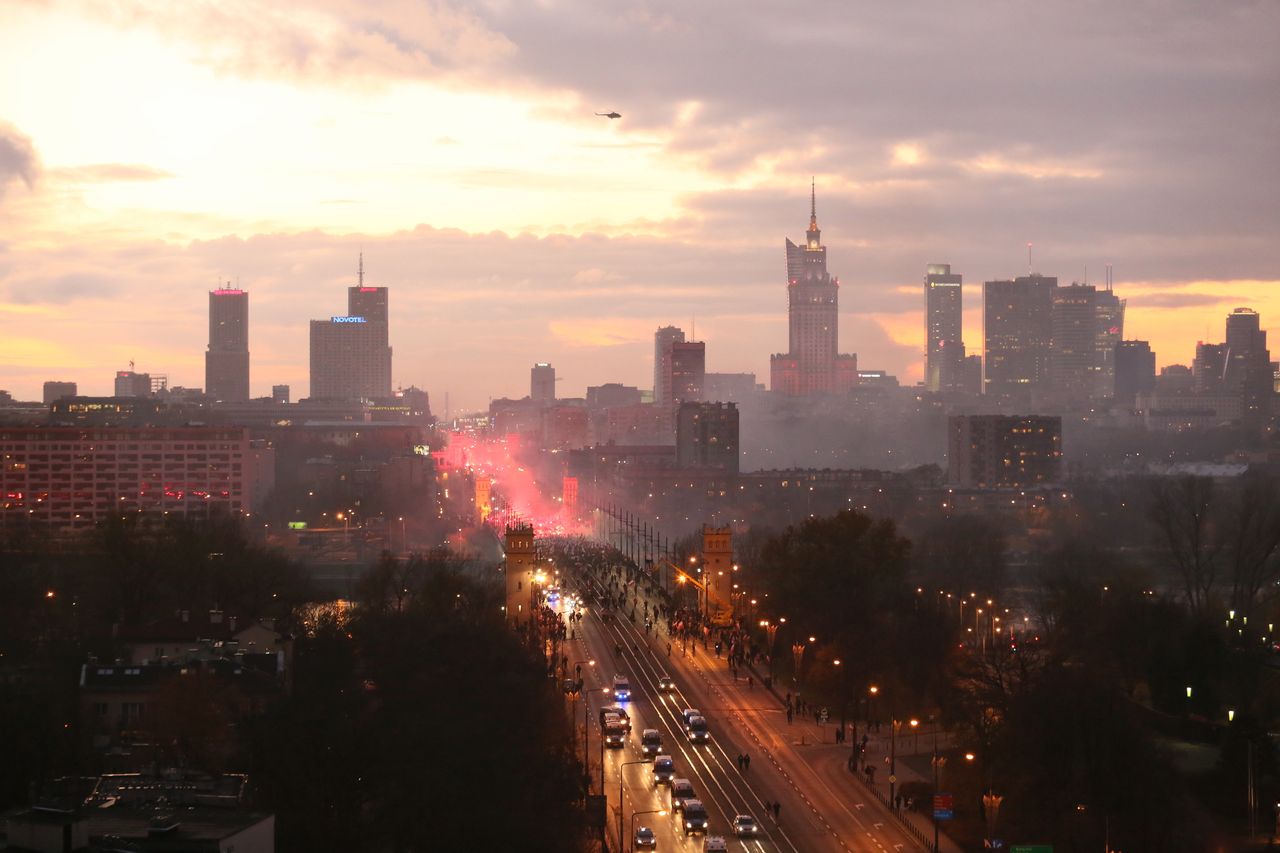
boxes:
[888,774,897,784]
[1009,846,1050,853]
[820,707,829,723]
[933,793,954,820]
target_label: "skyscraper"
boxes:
[924,263,963,393]
[531,362,556,402]
[309,258,393,400]
[1114,340,1156,407]
[205,287,250,402]
[653,326,686,405]
[770,183,858,395]
[1223,307,1272,423]
[983,274,1056,399]
[1049,283,1097,401]
[1094,285,1126,398]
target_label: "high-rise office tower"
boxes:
[309,257,393,400]
[1049,283,1097,400]
[654,326,686,405]
[205,286,250,402]
[1094,284,1126,399]
[670,341,706,404]
[531,362,556,402]
[1193,342,1229,392]
[1223,307,1272,422]
[924,264,963,392]
[983,274,1056,399]
[114,370,152,398]
[42,381,77,405]
[770,183,858,395]
[1114,340,1156,407]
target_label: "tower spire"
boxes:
[809,177,817,230]
[358,252,364,287]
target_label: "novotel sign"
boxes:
[331,315,367,324]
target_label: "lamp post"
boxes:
[629,809,666,853]
[930,722,946,853]
[620,759,647,853]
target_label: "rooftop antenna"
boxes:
[1106,263,1113,291]
[358,252,364,287]
[691,315,696,341]
[1027,242,1033,274]
[1084,264,1088,286]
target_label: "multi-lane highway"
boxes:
[556,555,927,853]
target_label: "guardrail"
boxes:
[855,772,937,852]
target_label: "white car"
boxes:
[732,814,760,837]
[704,837,728,852]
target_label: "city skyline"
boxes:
[1,2,1278,410]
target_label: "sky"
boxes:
[1,0,1278,412]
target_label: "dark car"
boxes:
[681,800,709,835]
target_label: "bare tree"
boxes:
[1225,472,1280,623]
[1149,476,1224,614]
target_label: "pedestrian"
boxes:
[744,754,751,771]
[786,707,793,724]
[736,753,744,770]
[667,643,672,657]
[773,801,781,822]
[748,675,754,689]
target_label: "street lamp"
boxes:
[620,759,648,853]
[629,809,666,853]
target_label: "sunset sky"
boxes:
[2,1,1277,411]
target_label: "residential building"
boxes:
[670,341,706,405]
[947,414,1063,488]
[676,401,739,473]
[0,427,259,531]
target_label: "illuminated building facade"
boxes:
[0,427,255,531]
[924,263,963,392]
[947,415,1063,488]
[1048,283,1098,401]
[205,288,250,402]
[1094,287,1126,398]
[113,370,153,398]
[503,523,538,626]
[983,274,1056,399]
[770,184,858,396]
[309,260,393,400]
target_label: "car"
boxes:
[681,800,709,835]
[640,729,663,756]
[652,755,675,786]
[604,720,627,748]
[686,715,709,743]
[599,705,631,732]
[681,708,702,727]
[612,674,632,701]
[732,814,760,837]
[657,674,676,692]
[635,826,657,849]
[670,778,695,811]
[703,836,728,852]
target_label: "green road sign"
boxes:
[1010,846,1053,853]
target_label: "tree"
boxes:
[1150,476,1224,614]
[1224,472,1280,624]
[911,514,1007,598]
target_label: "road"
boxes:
[556,554,927,853]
